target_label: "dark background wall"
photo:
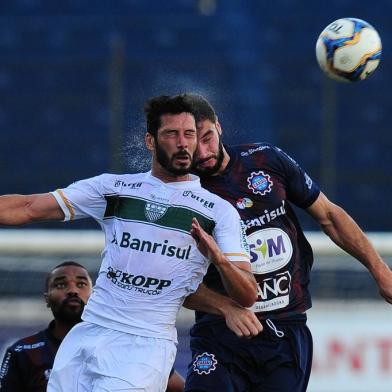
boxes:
[1,0,391,231]
[1,2,391,387]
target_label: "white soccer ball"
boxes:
[315,18,382,82]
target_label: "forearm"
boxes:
[0,193,63,226]
[321,205,388,279]
[307,193,392,304]
[190,217,257,307]
[183,283,238,316]
[0,195,36,226]
[184,283,263,337]
[213,256,257,307]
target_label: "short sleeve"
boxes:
[274,147,320,209]
[213,202,250,263]
[51,174,109,221]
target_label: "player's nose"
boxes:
[176,133,188,149]
[66,283,80,295]
[195,144,207,160]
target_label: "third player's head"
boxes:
[44,261,92,326]
[183,94,227,177]
[144,95,197,181]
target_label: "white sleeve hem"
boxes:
[50,190,72,221]
[224,253,251,263]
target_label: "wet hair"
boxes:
[182,94,217,124]
[45,261,90,291]
[144,94,196,137]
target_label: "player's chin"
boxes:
[173,160,192,171]
[63,305,83,316]
[193,162,217,176]
[169,163,192,176]
[194,164,209,173]
[57,309,83,324]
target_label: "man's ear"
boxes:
[216,121,223,136]
[44,292,50,308]
[145,132,155,152]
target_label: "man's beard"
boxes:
[155,141,193,176]
[51,297,85,326]
[192,139,224,177]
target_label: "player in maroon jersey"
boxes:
[182,94,392,392]
[0,261,185,392]
[0,261,92,392]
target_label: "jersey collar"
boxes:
[45,320,62,347]
[145,171,201,189]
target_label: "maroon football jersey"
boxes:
[0,321,60,392]
[197,143,320,322]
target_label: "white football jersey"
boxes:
[51,171,249,341]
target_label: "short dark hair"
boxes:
[144,94,196,137]
[45,261,89,291]
[182,94,217,124]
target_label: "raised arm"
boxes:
[307,192,392,303]
[191,217,257,308]
[183,283,262,337]
[0,193,64,226]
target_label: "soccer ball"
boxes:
[315,18,382,82]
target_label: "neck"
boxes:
[151,166,191,183]
[215,147,230,176]
[52,319,78,341]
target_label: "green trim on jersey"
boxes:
[104,195,216,235]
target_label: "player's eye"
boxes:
[55,282,66,289]
[77,282,88,288]
[185,130,196,138]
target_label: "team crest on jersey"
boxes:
[144,202,168,222]
[236,197,253,210]
[247,171,273,196]
[192,352,217,375]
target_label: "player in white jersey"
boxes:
[0,94,260,391]
[51,170,253,342]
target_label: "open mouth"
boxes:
[174,155,191,164]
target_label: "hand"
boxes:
[222,302,263,338]
[376,266,392,304]
[190,217,223,265]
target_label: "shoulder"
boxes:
[230,142,276,158]
[93,172,147,186]
[182,180,235,212]
[234,143,299,168]
[103,173,148,190]
[7,330,47,354]
[71,172,149,193]
[195,187,238,215]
